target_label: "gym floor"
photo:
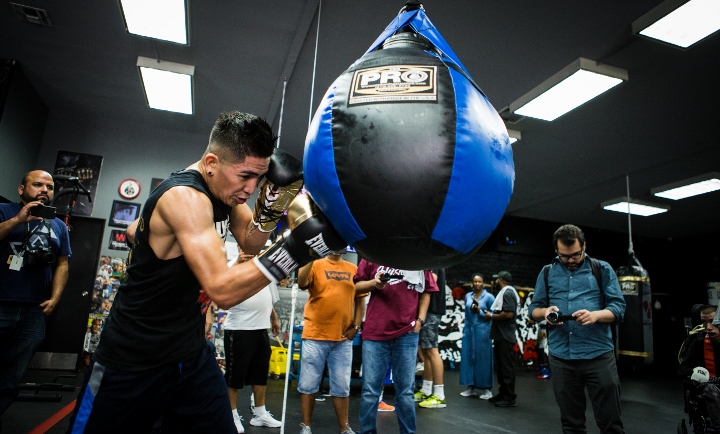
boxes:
[4,364,686,433]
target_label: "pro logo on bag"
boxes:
[349,65,437,105]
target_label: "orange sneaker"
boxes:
[378,400,395,411]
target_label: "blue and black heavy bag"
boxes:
[304,3,514,269]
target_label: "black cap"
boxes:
[492,271,512,283]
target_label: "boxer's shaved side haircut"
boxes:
[205,111,276,164]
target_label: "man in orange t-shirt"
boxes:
[296,250,366,434]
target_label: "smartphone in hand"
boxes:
[30,205,57,219]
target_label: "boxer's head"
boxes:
[203,112,276,206]
[206,112,276,164]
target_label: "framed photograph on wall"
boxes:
[109,200,140,228]
[150,177,165,193]
[108,229,131,251]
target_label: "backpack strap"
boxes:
[588,256,603,297]
[543,265,551,306]
[543,257,604,305]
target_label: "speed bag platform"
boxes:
[304,3,515,270]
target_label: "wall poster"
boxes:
[53,150,103,217]
[82,255,125,367]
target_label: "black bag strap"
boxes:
[543,256,604,305]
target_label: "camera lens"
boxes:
[547,311,559,323]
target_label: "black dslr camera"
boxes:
[547,311,575,323]
[24,247,56,265]
[380,273,404,282]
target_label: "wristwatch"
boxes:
[353,325,361,331]
[417,317,426,326]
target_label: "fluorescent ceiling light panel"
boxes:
[632,0,720,48]
[120,0,188,44]
[508,129,521,144]
[137,56,194,114]
[601,198,670,217]
[651,172,720,199]
[509,58,628,121]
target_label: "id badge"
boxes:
[9,255,23,271]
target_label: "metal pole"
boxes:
[626,174,634,254]
[277,78,287,148]
[280,284,299,434]
[308,0,322,128]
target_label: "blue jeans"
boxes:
[298,339,353,396]
[0,303,46,416]
[360,332,419,434]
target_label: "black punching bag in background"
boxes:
[303,2,515,270]
[616,252,653,366]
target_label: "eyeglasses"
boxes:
[557,249,584,261]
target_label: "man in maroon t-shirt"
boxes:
[354,260,438,434]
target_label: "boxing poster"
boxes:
[53,150,103,217]
[108,229,131,251]
[81,255,125,367]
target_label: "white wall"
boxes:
[36,110,208,257]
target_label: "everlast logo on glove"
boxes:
[255,194,346,283]
[305,234,332,257]
[267,248,297,277]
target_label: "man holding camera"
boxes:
[0,170,71,424]
[529,224,626,434]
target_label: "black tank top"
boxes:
[95,170,230,371]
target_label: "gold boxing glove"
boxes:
[248,148,303,234]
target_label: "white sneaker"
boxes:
[479,389,493,400]
[460,387,477,397]
[250,410,282,428]
[300,423,312,434]
[233,413,245,433]
[340,423,356,434]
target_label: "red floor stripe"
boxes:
[29,401,76,434]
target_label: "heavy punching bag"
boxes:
[304,2,514,270]
[616,252,654,366]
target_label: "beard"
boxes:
[21,191,50,204]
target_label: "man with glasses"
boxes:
[528,224,626,434]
